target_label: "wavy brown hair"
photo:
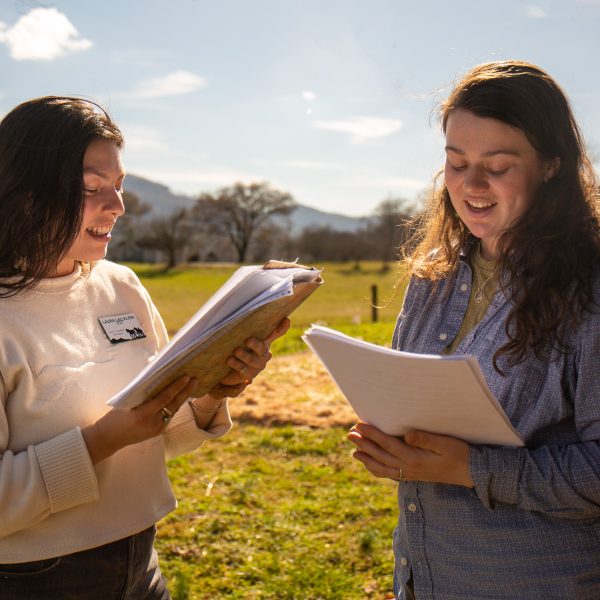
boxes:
[406,61,600,367]
[0,96,123,296]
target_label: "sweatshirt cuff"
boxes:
[34,428,99,513]
[470,445,521,509]
[162,399,232,460]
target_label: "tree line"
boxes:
[108,181,418,269]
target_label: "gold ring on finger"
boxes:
[160,407,172,423]
[397,467,404,481]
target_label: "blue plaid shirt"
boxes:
[392,258,600,600]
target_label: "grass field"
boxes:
[129,261,406,599]
[157,425,398,600]
[133,261,408,354]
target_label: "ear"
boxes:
[544,157,560,182]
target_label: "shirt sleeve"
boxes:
[161,398,232,461]
[0,376,99,539]
[470,308,600,520]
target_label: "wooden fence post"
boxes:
[371,284,378,322]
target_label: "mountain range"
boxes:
[124,174,368,234]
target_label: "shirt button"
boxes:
[400,557,408,566]
[460,283,468,292]
[439,333,448,341]
[408,503,417,512]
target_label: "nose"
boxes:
[463,166,489,193]
[106,188,125,217]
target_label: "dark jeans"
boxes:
[0,525,170,600]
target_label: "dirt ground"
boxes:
[228,352,358,429]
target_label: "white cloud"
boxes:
[302,90,317,102]
[125,70,206,99]
[314,116,402,143]
[253,158,348,171]
[524,5,547,18]
[0,8,92,61]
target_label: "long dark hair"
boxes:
[0,96,123,296]
[406,61,600,367]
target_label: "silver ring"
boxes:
[160,407,172,423]
[397,467,404,481]
[240,365,248,375]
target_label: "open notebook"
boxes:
[108,262,322,409]
[303,325,523,447]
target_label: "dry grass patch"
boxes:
[228,352,358,429]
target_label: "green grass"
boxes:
[130,261,407,353]
[157,424,398,599]
[124,261,406,597]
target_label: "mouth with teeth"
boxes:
[86,225,114,241]
[465,199,496,213]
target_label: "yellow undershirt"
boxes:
[445,245,498,354]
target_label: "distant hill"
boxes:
[124,174,367,234]
[124,174,196,214]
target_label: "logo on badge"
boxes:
[98,313,147,344]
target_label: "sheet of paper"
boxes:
[108,265,322,408]
[302,325,523,447]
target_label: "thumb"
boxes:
[265,318,291,344]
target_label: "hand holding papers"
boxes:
[109,262,322,409]
[302,325,523,447]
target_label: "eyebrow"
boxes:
[83,167,126,179]
[445,145,520,158]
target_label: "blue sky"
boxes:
[1,0,599,216]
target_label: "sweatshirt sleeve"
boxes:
[0,376,99,539]
[161,398,232,460]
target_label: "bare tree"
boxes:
[136,208,192,270]
[107,190,152,262]
[372,197,414,268]
[193,182,296,262]
[297,225,378,264]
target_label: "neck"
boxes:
[479,240,498,261]
[48,259,77,278]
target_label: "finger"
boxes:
[140,375,191,413]
[346,429,364,446]
[263,318,291,345]
[226,356,258,379]
[404,430,450,455]
[352,451,402,480]
[347,430,401,469]
[355,423,406,454]
[244,337,272,358]
[170,377,200,411]
[232,347,266,369]
[160,377,200,418]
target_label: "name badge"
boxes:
[99,313,147,344]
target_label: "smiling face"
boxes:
[52,139,126,277]
[444,108,557,260]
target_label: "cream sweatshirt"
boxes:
[0,260,231,562]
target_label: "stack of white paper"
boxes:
[302,325,523,447]
[108,265,321,408]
